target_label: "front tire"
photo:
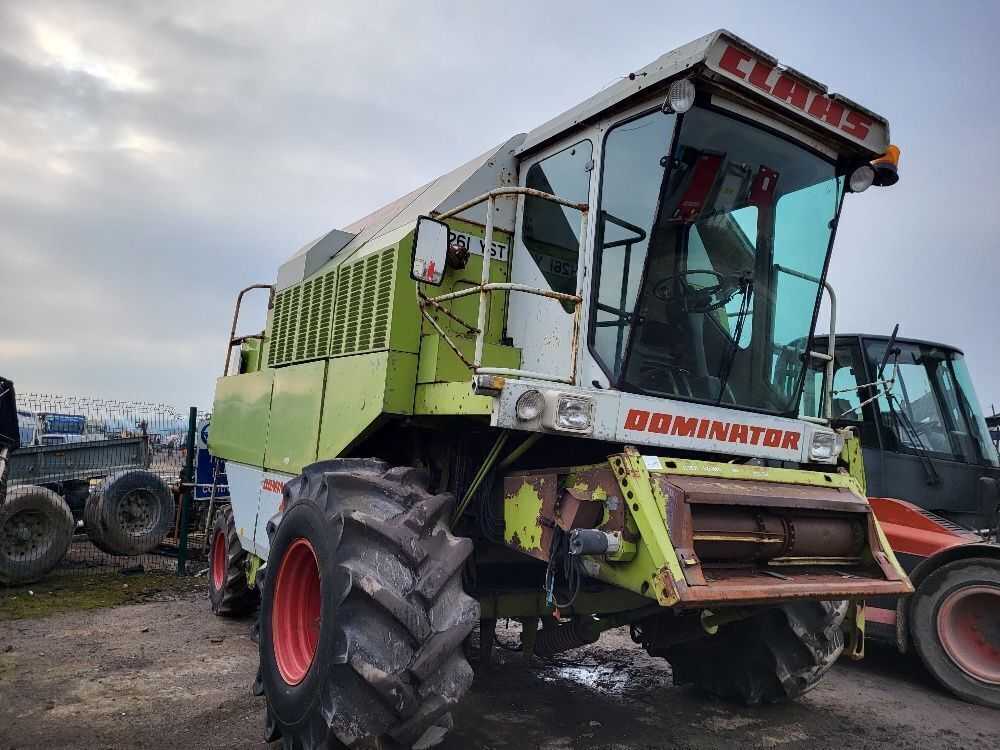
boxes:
[910,558,1000,708]
[645,600,847,704]
[258,459,477,749]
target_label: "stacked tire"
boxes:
[84,470,174,556]
[0,485,75,584]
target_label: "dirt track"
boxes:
[1,586,997,749]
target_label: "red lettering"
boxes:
[807,95,845,127]
[671,416,698,437]
[763,428,783,447]
[748,426,765,445]
[708,421,730,441]
[649,413,672,434]
[696,419,711,439]
[624,409,650,431]
[771,75,810,110]
[728,424,749,444]
[747,61,773,93]
[718,45,752,79]
[841,111,873,141]
[262,478,286,498]
[781,432,801,451]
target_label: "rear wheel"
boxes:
[910,558,1000,708]
[209,505,259,616]
[0,485,75,584]
[644,600,847,704]
[258,458,477,749]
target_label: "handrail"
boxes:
[223,284,274,376]
[418,187,589,385]
[775,264,837,423]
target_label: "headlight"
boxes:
[849,164,875,193]
[515,389,544,422]
[665,79,696,113]
[809,430,845,462]
[555,396,593,432]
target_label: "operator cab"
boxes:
[505,30,895,430]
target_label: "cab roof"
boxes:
[518,29,890,158]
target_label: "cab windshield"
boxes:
[591,104,845,414]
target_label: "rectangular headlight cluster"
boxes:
[809,430,845,463]
[554,396,593,432]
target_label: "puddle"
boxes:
[538,662,637,697]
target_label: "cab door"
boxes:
[506,137,595,381]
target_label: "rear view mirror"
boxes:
[411,216,449,286]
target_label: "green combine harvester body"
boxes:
[206,30,914,749]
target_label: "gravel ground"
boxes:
[0,586,997,750]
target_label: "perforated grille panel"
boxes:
[330,248,395,356]
[268,248,395,366]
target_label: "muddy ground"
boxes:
[1,583,997,750]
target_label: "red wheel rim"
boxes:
[272,538,321,685]
[937,584,1000,684]
[211,530,227,590]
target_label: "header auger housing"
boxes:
[209,29,911,749]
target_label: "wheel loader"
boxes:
[803,332,1000,707]
[207,29,913,748]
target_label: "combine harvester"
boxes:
[208,30,912,748]
[804,333,1000,708]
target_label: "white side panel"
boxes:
[224,462,294,560]
[491,378,834,465]
[254,469,293,561]
[224,462,264,553]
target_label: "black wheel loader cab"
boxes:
[0,377,20,497]
[804,334,1000,531]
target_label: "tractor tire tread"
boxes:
[209,505,259,617]
[261,458,476,749]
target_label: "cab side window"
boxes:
[522,140,592,303]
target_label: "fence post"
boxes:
[177,406,197,575]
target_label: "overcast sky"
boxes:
[2,0,999,417]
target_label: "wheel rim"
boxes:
[937,584,1000,684]
[211,530,227,590]
[1,509,53,561]
[117,489,157,536]
[272,537,321,685]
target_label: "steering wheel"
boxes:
[651,269,736,315]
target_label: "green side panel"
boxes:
[414,382,493,415]
[423,221,512,347]
[317,351,418,459]
[416,335,520,383]
[388,233,421,354]
[263,360,327,473]
[209,370,274,466]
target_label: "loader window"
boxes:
[866,342,999,466]
[522,140,592,306]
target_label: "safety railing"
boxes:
[222,284,274,376]
[417,187,589,385]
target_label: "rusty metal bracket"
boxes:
[847,598,866,660]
